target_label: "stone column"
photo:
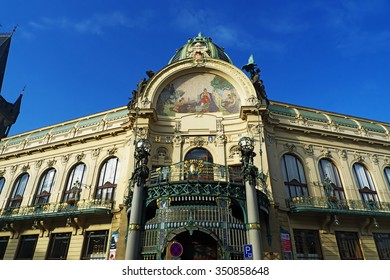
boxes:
[239,137,262,260]
[125,139,151,260]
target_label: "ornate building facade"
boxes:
[0,33,389,260]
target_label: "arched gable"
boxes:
[139,59,257,115]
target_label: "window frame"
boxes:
[0,236,9,260]
[293,229,323,260]
[82,230,109,260]
[8,173,29,208]
[352,163,379,203]
[318,158,346,200]
[373,233,390,260]
[280,154,309,198]
[34,168,56,205]
[14,234,39,260]
[335,231,363,260]
[46,232,71,260]
[94,157,120,201]
[0,177,5,195]
[384,167,390,190]
[62,162,87,203]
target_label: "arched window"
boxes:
[62,163,86,203]
[384,167,390,190]
[184,148,213,163]
[34,168,56,205]
[0,177,5,195]
[184,148,213,180]
[352,163,379,202]
[318,159,345,200]
[8,173,29,208]
[95,157,120,201]
[281,154,308,198]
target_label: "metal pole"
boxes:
[125,139,150,260]
[239,137,263,260]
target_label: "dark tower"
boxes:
[0,31,22,139]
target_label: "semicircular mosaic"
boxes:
[156,73,241,116]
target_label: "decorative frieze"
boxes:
[92,148,102,158]
[35,160,43,169]
[47,159,57,167]
[371,154,379,165]
[321,148,332,158]
[354,152,365,163]
[22,164,30,172]
[337,149,347,160]
[107,147,117,156]
[62,154,70,164]
[173,134,183,146]
[76,152,85,162]
[284,143,296,153]
[190,136,206,147]
[303,144,314,155]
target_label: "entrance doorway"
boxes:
[169,230,218,260]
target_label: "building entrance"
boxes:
[169,230,218,260]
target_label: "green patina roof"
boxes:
[268,104,297,117]
[51,123,75,135]
[329,115,358,128]
[78,115,103,128]
[6,135,28,146]
[299,109,329,123]
[105,108,129,121]
[168,33,232,65]
[358,120,386,133]
[28,129,51,141]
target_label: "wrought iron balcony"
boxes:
[286,196,390,216]
[147,160,270,212]
[149,160,243,185]
[0,199,113,222]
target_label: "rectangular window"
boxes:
[82,230,109,260]
[15,235,38,260]
[293,229,323,260]
[373,233,390,260]
[46,233,71,260]
[0,236,9,260]
[335,231,363,260]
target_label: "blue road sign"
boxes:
[243,244,253,259]
[170,242,183,257]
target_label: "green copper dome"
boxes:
[168,33,233,64]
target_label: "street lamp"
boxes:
[125,138,151,260]
[238,136,262,260]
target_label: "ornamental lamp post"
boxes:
[125,138,151,260]
[238,136,263,260]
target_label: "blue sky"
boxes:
[1,0,390,136]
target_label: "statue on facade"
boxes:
[242,55,269,105]
[127,70,155,109]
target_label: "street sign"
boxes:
[243,244,253,259]
[170,242,183,257]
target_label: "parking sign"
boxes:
[243,244,253,259]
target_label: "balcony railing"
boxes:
[0,199,113,221]
[286,196,390,216]
[150,160,243,185]
[148,161,270,213]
